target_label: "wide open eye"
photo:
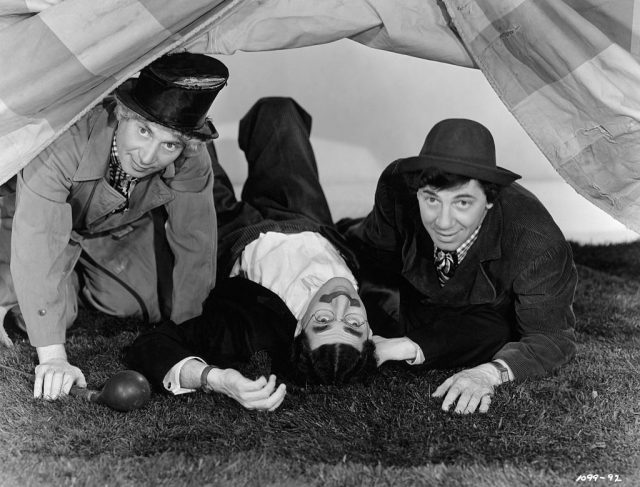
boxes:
[417,190,439,204]
[163,141,182,153]
[313,310,335,324]
[343,313,366,328]
[422,195,439,206]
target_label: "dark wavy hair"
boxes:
[403,166,502,203]
[290,334,378,385]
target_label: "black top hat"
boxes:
[397,118,520,186]
[115,52,229,140]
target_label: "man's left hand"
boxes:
[371,335,418,366]
[432,364,501,414]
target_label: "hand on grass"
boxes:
[34,352,86,401]
[432,364,501,415]
[209,369,286,411]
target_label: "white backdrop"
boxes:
[210,40,638,244]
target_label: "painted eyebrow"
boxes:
[343,326,363,337]
[310,325,330,333]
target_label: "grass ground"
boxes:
[0,241,639,487]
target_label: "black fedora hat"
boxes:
[115,52,228,140]
[398,118,520,186]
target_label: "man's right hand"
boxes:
[207,368,286,411]
[35,344,86,400]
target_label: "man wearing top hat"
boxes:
[342,118,578,415]
[0,52,227,401]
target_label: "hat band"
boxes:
[132,71,217,132]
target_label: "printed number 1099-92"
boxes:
[575,474,622,482]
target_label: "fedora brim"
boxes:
[114,79,218,140]
[397,155,521,186]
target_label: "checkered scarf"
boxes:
[433,223,482,287]
[108,133,137,212]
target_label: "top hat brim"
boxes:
[114,79,218,140]
[397,155,521,186]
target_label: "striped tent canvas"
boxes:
[445,0,640,232]
[1,0,639,230]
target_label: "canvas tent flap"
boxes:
[180,0,473,67]
[0,0,59,30]
[0,0,470,185]
[443,0,640,232]
[0,0,239,183]
[0,0,639,232]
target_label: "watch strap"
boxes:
[490,360,510,384]
[200,365,218,393]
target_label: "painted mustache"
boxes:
[318,290,361,307]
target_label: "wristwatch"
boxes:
[490,361,510,384]
[200,365,219,393]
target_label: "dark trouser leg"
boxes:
[238,97,333,226]
[358,265,402,338]
[209,141,263,245]
[152,206,173,320]
[208,140,265,276]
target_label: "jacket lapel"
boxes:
[72,104,114,183]
[445,203,503,304]
[125,176,173,222]
[408,222,443,296]
[69,105,174,231]
[70,106,128,225]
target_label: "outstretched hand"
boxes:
[210,369,286,411]
[432,364,500,415]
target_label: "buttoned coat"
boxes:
[345,160,578,380]
[8,98,216,347]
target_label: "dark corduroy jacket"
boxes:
[344,160,578,380]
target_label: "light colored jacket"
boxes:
[11,99,216,347]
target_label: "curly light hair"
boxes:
[113,101,207,158]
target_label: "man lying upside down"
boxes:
[124,97,382,410]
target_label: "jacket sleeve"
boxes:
[123,319,207,389]
[343,162,404,272]
[164,148,216,324]
[11,128,82,347]
[124,277,296,390]
[494,242,578,379]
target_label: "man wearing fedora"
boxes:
[342,118,578,414]
[0,52,227,401]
